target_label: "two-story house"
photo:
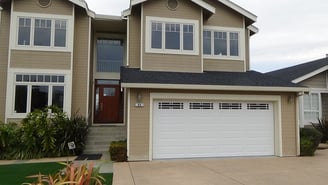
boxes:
[0,0,307,161]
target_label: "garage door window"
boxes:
[219,103,242,110]
[189,103,213,109]
[247,103,269,110]
[158,102,183,109]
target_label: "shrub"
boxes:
[312,119,328,143]
[300,127,322,156]
[109,140,127,162]
[0,106,89,160]
[24,162,105,185]
[0,122,21,159]
[55,112,88,156]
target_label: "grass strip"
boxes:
[0,162,113,185]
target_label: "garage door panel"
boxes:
[153,100,274,159]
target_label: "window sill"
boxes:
[145,48,199,56]
[12,46,71,53]
[204,55,243,61]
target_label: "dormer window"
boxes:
[146,16,199,55]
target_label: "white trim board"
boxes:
[121,83,309,92]
[131,0,215,14]
[69,0,95,18]
[128,0,256,22]
[292,65,328,84]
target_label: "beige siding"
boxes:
[142,0,202,72]
[10,50,71,69]
[0,8,10,122]
[321,93,328,119]
[143,54,202,73]
[72,7,90,118]
[203,0,244,28]
[128,7,141,68]
[281,93,297,156]
[128,89,298,160]
[299,72,327,88]
[203,59,244,72]
[13,0,73,15]
[128,89,151,161]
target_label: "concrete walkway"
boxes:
[113,149,328,185]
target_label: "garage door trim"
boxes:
[149,93,283,160]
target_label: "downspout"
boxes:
[0,6,3,24]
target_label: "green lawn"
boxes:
[0,162,113,185]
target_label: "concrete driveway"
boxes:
[113,149,328,185]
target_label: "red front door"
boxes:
[94,81,122,123]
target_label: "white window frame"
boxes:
[302,92,321,125]
[10,12,73,52]
[145,16,199,55]
[6,69,72,119]
[203,26,245,60]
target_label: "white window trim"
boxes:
[145,16,199,55]
[302,91,322,125]
[203,26,245,61]
[5,68,72,119]
[10,12,73,52]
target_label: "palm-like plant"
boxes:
[311,119,328,143]
[23,162,105,185]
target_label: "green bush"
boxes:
[300,127,322,156]
[0,106,89,160]
[0,123,21,159]
[109,140,127,162]
[312,119,328,143]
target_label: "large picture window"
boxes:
[14,74,65,114]
[17,17,67,48]
[203,27,242,59]
[146,17,199,55]
[303,93,320,123]
[96,39,124,73]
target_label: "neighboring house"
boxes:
[0,0,308,161]
[267,57,328,127]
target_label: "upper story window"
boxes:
[97,39,124,73]
[203,26,244,60]
[18,17,67,48]
[146,16,199,55]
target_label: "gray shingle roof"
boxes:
[266,57,328,82]
[121,67,302,88]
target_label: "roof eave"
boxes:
[292,65,328,84]
[69,0,95,18]
[248,25,259,35]
[95,14,122,21]
[121,83,309,93]
[130,0,216,14]
[217,0,257,22]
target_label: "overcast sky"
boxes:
[85,0,328,72]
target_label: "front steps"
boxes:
[83,126,127,154]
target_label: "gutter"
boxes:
[121,83,309,93]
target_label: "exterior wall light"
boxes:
[135,92,144,107]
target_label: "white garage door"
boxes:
[153,100,275,159]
